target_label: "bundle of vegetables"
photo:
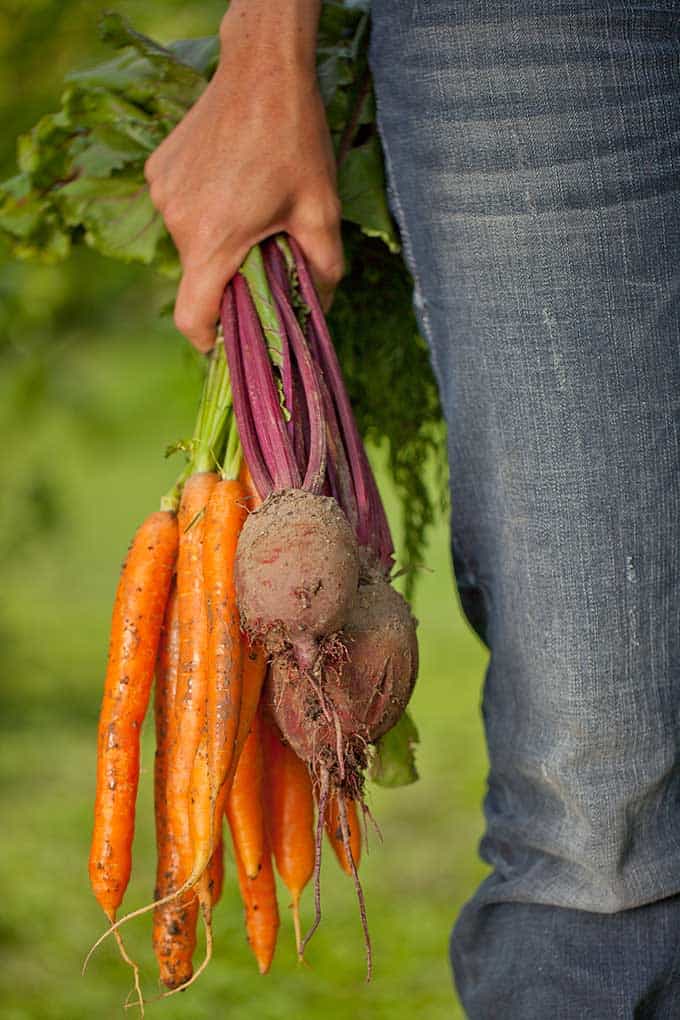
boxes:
[0,5,445,583]
[86,236,419,1009]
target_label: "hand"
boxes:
[145,2,343,351]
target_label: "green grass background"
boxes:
[0,322,490,1019]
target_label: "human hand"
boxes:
[145,1,343,351]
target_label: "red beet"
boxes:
[264,654,366,797]
[341,576,418,741]
[235,488,360,669]
[264,576,417,790]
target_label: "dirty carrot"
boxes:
[262,715,315,956]
[157,471,217,981]
[89,509,177,920]
[203,478,247,837]
[152,583,198,989]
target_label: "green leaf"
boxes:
[168,37,220,78]
[316,1,368,125]
[63,86,165,154]
[72,140,133,177]
[338,135,400,253]
[68,49,168,98]
[57,176,167,263]
[0,177,71,262]
[99,12,205,90]
[16,110,74,186]
[370,711,420,788]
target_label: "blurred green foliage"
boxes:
[0,0,224,570]
[0,8,488,1017]
[0,1,225,390]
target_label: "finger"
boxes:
[174,253,247,352]
[287,207,344,311]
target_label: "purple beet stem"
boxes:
[233,273,301,492]
[269,276,327,495]
[220,284,272,498]
[287,237,395,567]
[291,364,311,478]
[263,242,357,529]
[280,306,296,450]
[262,241,307,473]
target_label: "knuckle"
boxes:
[325,258,344,286]
[325,193,342,225]
[147,180,165,211]
[173,302,195,339]
[162,199,185,233]
[298,195,341,234]
[143,154,156,183]
[144,153,162,193]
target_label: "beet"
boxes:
[265,576,417,794]
[235,488,360,669]
[265,655,367,797]
[341,576,418,741]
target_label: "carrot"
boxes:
[203,478,247,837]
[152,584,198,989]
[158,471,217,983]
[262,716,315,957]
[227,711,265,880]
[233,638,268,766]
[238,460,261,510]
[231,819,280,974]
[325,793,362,876]
[89,509,177,921]
[207,825,225,908]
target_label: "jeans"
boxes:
[369,3,680,1016]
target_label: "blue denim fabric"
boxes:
[369,3,680,1016]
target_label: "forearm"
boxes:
[221,0,321,72]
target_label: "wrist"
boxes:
[219,0,321,74]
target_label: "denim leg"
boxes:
[370,2,680,1015]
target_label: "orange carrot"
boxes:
[325,793,362,876]
[238,461,261,510]
[207,825,225,908]
[203,478,247,837]
[262,716,315,956]
[89,509,177,921]
[152,584,197,989]
[160,471,217,983]
[233,638,268,766]
[232,824,279,974]
[227,712,265,880]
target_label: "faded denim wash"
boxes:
[370,2,680,1016]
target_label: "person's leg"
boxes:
[370,2,680,1015]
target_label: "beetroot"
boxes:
[265,655,366,795]
[265,575,418,787]
[341,576,418,741]
[235,488,360,668]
